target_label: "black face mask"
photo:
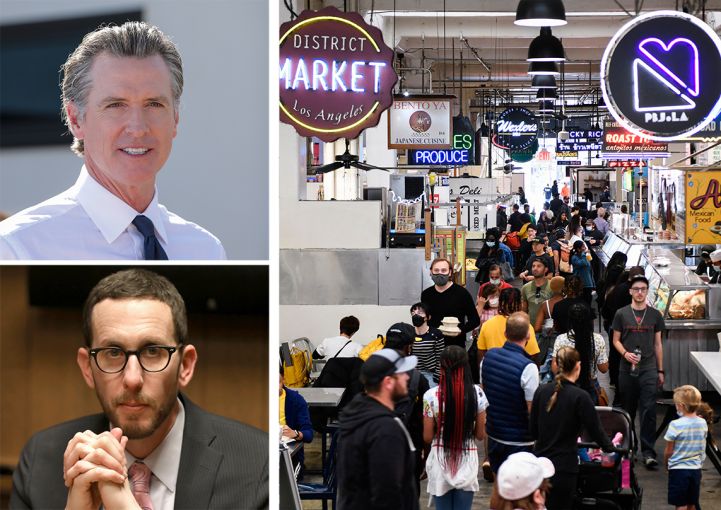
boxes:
[411,314,425,327]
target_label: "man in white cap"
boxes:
[336,349,419,510]
[495,451,555,509]
[709,249,721,284]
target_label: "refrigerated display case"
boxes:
[642,248,721,391]
[598,231,684,267]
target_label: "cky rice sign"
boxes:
[279,7,397,141]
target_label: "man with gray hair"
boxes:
[0,22,225,260]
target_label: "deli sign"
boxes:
[279,7,397,141]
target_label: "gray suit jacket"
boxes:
[10,394,268,509]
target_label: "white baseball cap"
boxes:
[497,452,555,500]
[710,249,721,263]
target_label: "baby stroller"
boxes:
[575,407,642,510]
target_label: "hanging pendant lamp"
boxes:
[532,75,556,88]
[528,61,560,76]
[528,27,565,62]
[538,100,555,113]
[515,0,567,27]
[536,88,558,101]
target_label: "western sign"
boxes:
[279,7,397,141]
[601,10,721,141]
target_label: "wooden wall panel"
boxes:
[0,266,269,473]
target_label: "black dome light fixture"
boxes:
[528,27,565,62]
[532,74,557,89]
[536,88,558,101]
[538,100,556,113]
[515,0,567,27]
[528,61,560,76]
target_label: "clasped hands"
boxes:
[63,428,141,510]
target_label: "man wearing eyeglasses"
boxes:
[10,269,268,510]
[611,274,665,470]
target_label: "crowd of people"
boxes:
[285,197,717,510]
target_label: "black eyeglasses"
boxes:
[88,344,182,374]
[535,286,542,297]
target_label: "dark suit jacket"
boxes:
[10,394,268,509]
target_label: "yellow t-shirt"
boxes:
[279,388,287,426]
[476,314,540,356]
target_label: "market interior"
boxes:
[279,1,721,509]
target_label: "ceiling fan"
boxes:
[311,139,389,174]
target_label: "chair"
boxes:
[298,430,339,510]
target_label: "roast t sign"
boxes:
[279,7,397,142]
[601,10,721,141]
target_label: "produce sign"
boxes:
[685,171,721,244]
[494,107,538,151]
[601,10,721,141]
[279,7,397,141]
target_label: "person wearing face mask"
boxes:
[584,219,604,247]
[694,246,714,278]
[476,284,501,327]
[571,240,595,305]
[477,264,512,301]
[708,249,721,284]
[409,302,445,388]
[421,258,480,350]
[474,228,514,284]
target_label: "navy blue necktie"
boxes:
[132,215,168,260]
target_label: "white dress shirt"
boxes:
[123,398,185,510]
[0,167,226,260]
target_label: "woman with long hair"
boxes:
[476,283,500,326]
[550,275,586,335]
[530,347,614,510]
[534,276,566,383]
[552,303,608,403]
[423,346,487,510]
[554,211,569,230]
[596,252,628,316]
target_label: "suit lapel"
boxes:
[174,394,223,510]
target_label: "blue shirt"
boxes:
[664,415,707,469]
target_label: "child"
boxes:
[663,385,709,510]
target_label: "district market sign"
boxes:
[601,10,721,141]
[495,107,538,151]
[279,7,397,142]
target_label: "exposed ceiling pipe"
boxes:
[460,35,492,75]
[397,66,434,92]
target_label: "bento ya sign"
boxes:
[601,11,721,141]
[279,7,397,142]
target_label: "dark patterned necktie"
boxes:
[128,461,154,510]
[132,215,168,260]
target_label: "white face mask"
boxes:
[488,297,499,307]
[489,278,501,285]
